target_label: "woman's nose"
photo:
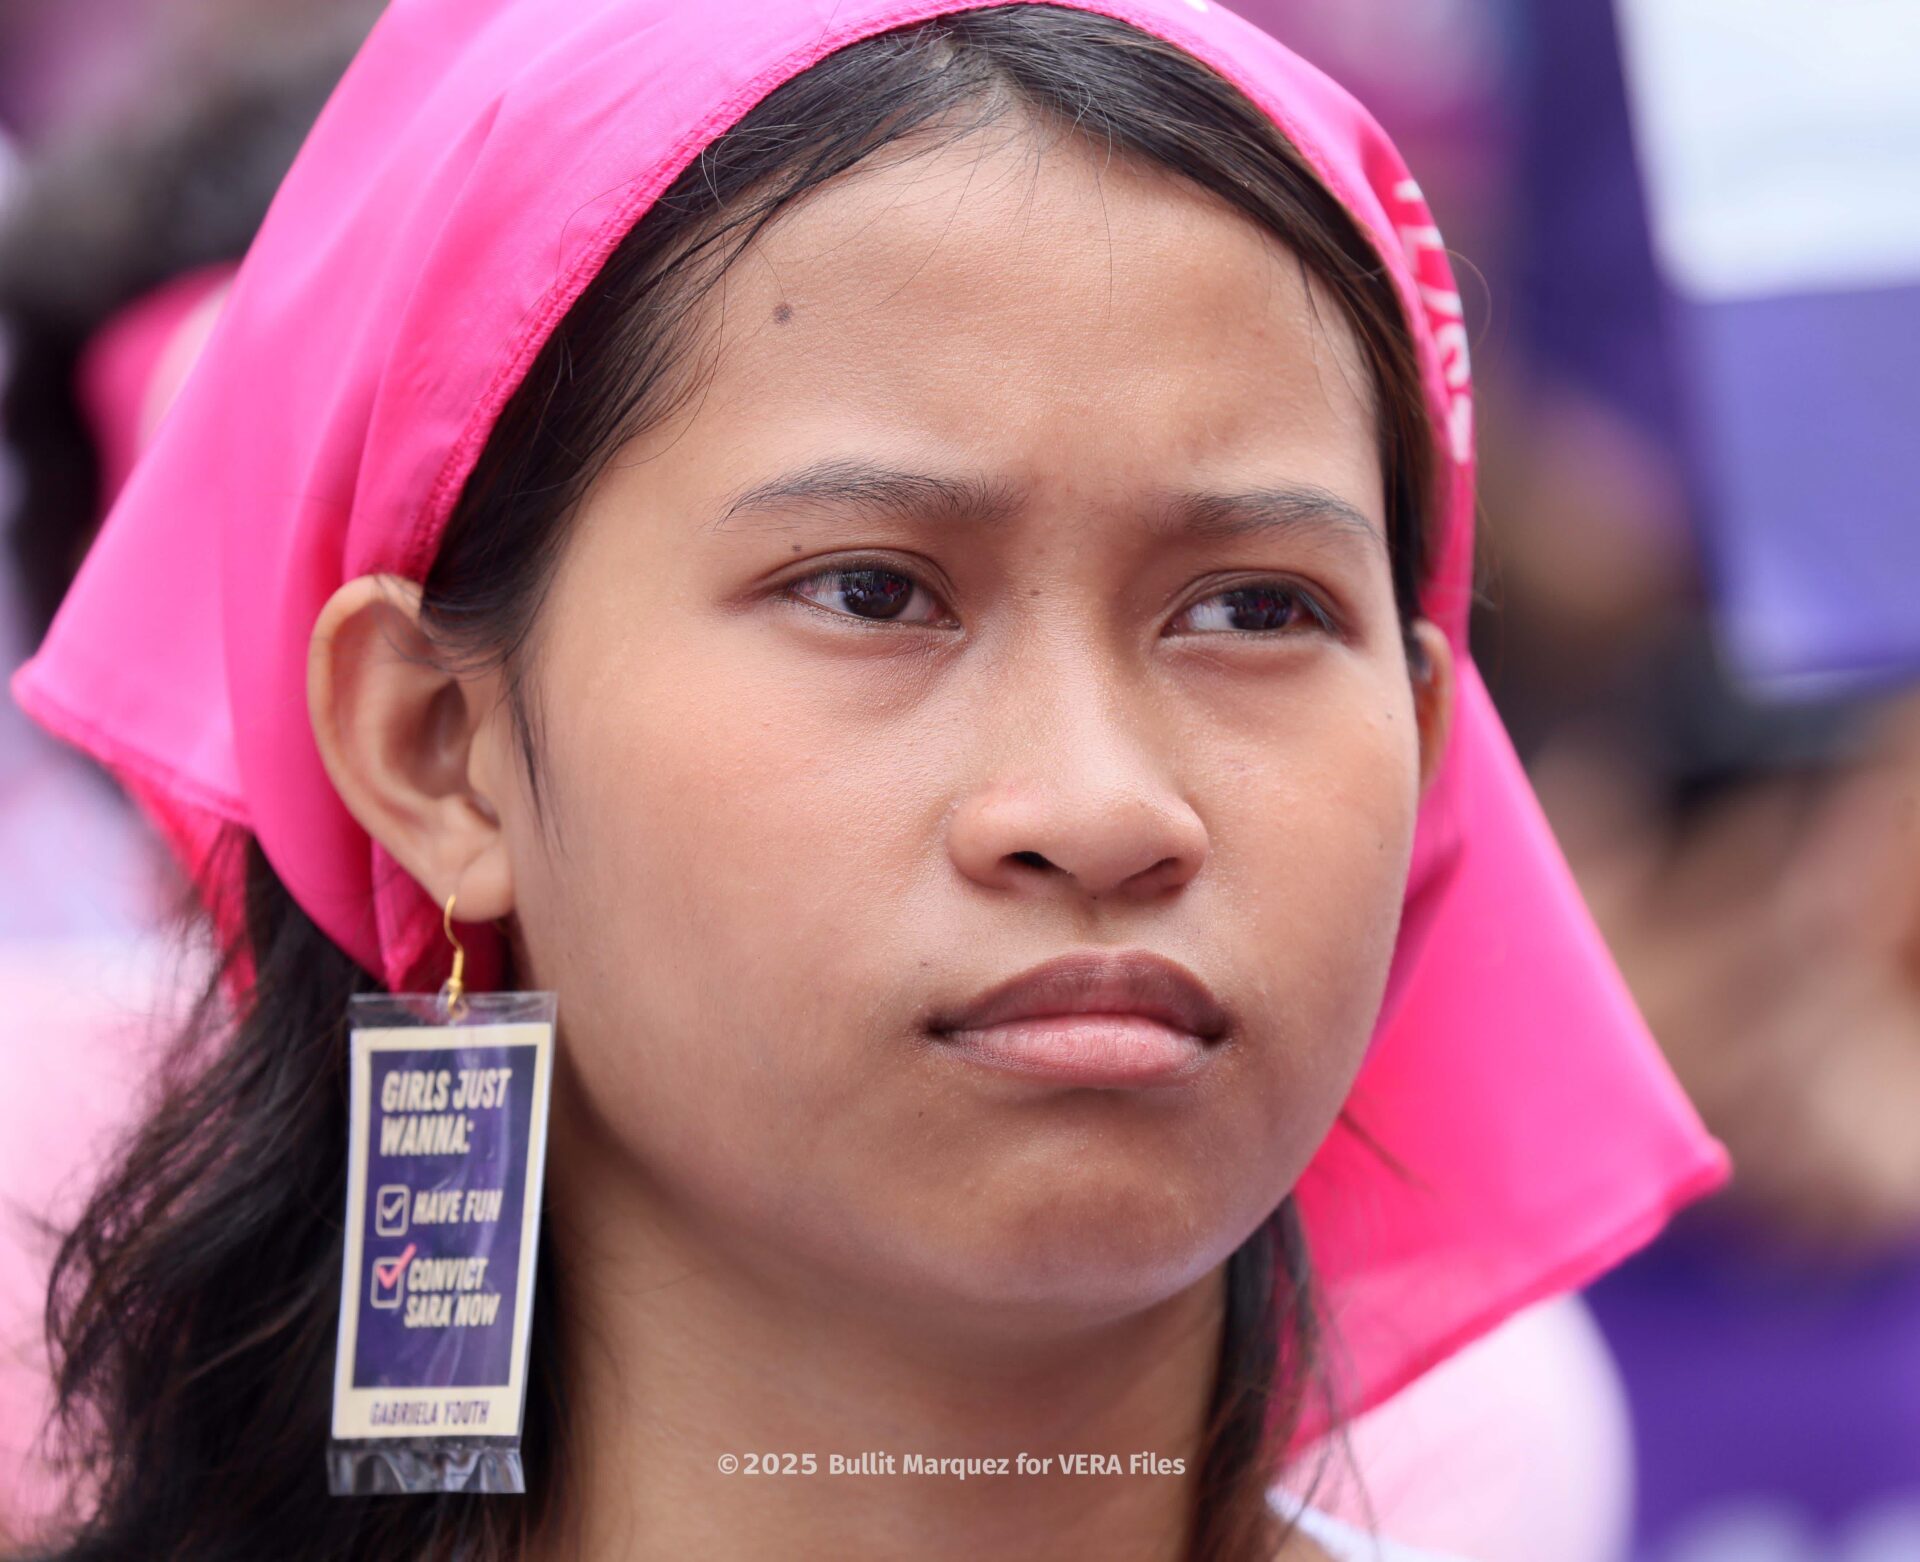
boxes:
[942,662,1210,904]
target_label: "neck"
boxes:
[523,1130,1301,1560]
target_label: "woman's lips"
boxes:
[925,947,1228,1097]
[926,948,1230,1088]
[934,1013,1213,1088]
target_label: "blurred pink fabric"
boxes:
[1297,1293,1636,1562]
[74,263,235,513]
[0,936,199,1535]
[7,0,1726,1468]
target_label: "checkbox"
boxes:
[370,1243,415,1310]
[374,1184,410,1238]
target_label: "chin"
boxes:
[895,1159,1282,1322]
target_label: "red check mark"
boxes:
[373,1244,416,1293]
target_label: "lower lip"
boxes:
[932,1014,1215,1088]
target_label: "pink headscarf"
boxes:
[8,0,1727,1444]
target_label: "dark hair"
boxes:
[24,9,1434,1561]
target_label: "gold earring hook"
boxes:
[440,890,468,1018]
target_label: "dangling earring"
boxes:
[440,890,468,1020]
[327,880,557,1497]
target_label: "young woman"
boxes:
[8,2,1726,1558]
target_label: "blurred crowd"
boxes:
[2,2,1916,1559]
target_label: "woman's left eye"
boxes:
[1172,581,1332,636]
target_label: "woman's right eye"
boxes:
[786,563,952,625]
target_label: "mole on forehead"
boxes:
[772,301,794,324]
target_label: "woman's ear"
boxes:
[1408,620,1456,798]
[307,573,516,919]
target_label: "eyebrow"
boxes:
[710,456,1383,551]
[1151,483,1384,552]
[710,458,1025,533]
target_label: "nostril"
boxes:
[1010,850,1052,869]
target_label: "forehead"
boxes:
[640,118,1381,509]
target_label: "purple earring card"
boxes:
[331,1015,554,1444]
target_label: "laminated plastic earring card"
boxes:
[328,899,557,1495]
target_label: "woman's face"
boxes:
[490,122,1448,1324]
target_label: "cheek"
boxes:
[509,630,934,1193]
[1202,681,1423,1161]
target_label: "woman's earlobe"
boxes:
[1410,620,1456,797]
[306,572,516,919]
